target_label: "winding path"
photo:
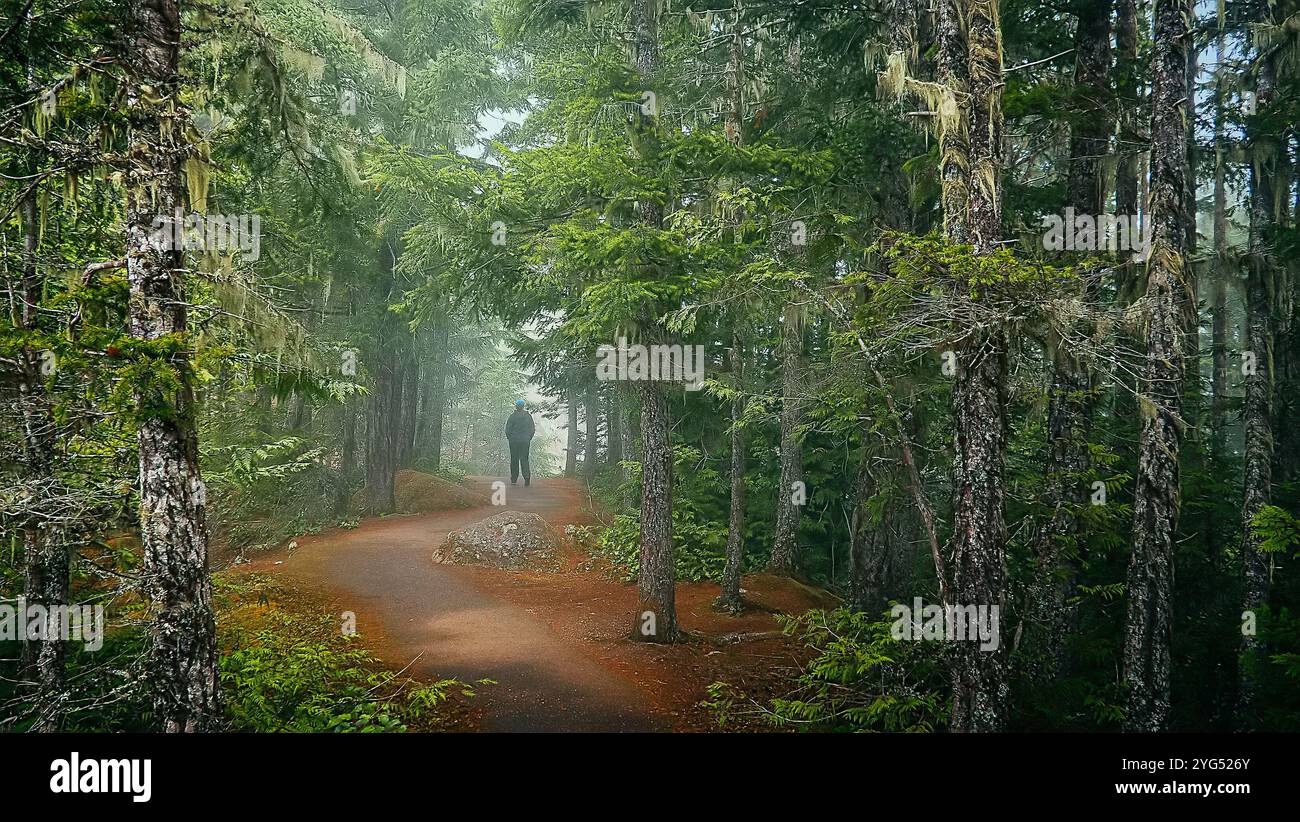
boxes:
[250,478,664,732]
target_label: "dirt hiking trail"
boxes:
[245,476,829,732]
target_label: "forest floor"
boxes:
[235,475,835,732]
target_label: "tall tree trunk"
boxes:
[17,172,68,731]
[608,386,624,479]
[716,2,747,612]
[1024,0,1111,684]
[635,378,676,641]
[414,362,431,463]
[424,314,450,470]
[849,1,922,612]
[936,0,972,243]
[398,353,420,467]
[564,388,579,477]
[948,0,1009,733]
[1114,0,1141,301]
[1237,25,1278,730]
[628,0,677,642]
[124,0,220,731]
[718,318,747,612]
[1123,0,1191,732]
[585,382,599,480]
[619,382,636,465]
[847,446,891,614]
[365,239,401,513]
[769,28,810,577]
[1182,37,1202,415]
[1210,33,1229,462]
[1275,141,1296,503]
[1206,33,1232,574]
[769,302,804,575]
[1273,133,1300,489]
[341,398,357,478]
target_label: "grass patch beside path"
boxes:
[214,573,483,732]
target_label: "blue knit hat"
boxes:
[515,399,526,407]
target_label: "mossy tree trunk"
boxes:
[1123,0,1191,732]
[948,0,1009,733]
[124,0,220,731]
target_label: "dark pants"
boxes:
[509,440,531,484]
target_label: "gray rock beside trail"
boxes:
[433,511,559,570]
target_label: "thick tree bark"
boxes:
[948,0,1009,733]
[936,0,971,243]
[635,378,677,641]
[769,302,804,576]
[948,329,1009,732]
[124,0,220,731]
[1025,0,1110,683]
[1237,32,1278,730]
[1123,0,1191,732]
[627,0,677,642]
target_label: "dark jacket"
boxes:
[505,409,535,444]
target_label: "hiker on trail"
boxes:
[505,399,535,486]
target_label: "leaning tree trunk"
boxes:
[1237,28,1279,730]
[948,0,1009,733]
[628,0,677,642]
[1123,0,1191,733]
[769,304,805,576]
[124,0,220,732]
[1025,0,1111,684]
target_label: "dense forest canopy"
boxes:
[1,0,1299,735]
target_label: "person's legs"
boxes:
[521,443,531,486]
[509,442,521,484]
